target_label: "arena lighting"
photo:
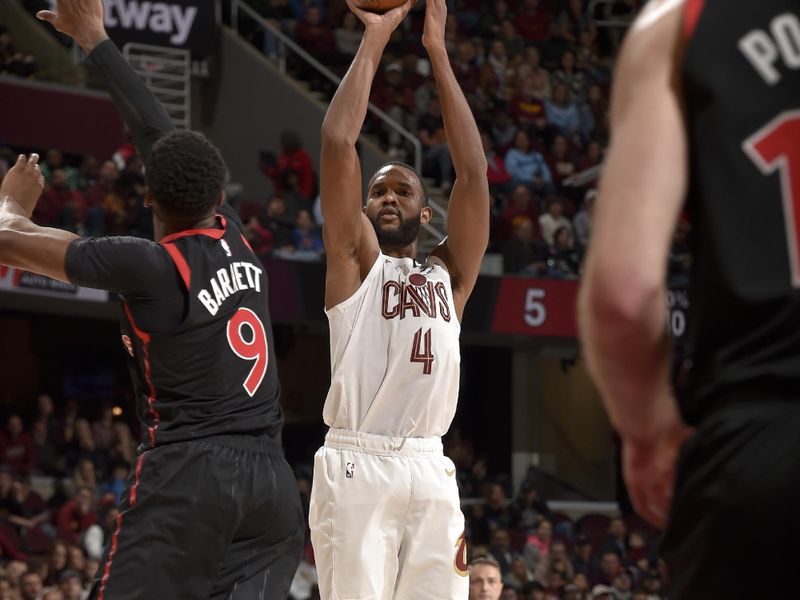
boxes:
[112,406,123,417]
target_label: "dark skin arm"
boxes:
[424,0,490,318]
[320,0,414,310]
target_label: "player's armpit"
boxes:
[0,217,78,284]
[437,177,490,318]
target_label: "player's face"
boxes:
[366,166,431,249]
[469,565,503,600]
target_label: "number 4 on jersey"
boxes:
[226,308,269,396]
[411,328,434,375]
[744,110,800,286]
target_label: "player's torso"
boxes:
[681,0,800,418]
[324,253,461,438]
[122,215,282,448]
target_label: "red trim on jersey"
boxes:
[240,233,254,253]
[123,302,160,447]
[97,453,145,600]
[684,0,706,40]
[159,214,227,243]
[162,243,191,290]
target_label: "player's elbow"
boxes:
[321,121,357,149]
[579,261,664,337]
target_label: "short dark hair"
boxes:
[469,556,501,570]
[368,162,429,206]
[145,130,226,221]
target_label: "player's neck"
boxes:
[160,214,218,239]
[381,242,418,260]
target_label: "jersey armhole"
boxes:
[683,0,706,41]
[324,252,385,317]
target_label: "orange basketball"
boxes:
[355,0,413,13]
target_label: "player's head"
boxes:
[468,556,503,600]
[365,162,432,251]
[144,130,227,227]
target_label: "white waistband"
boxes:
[324,428,443,457]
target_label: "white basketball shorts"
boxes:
[309,428,468,600]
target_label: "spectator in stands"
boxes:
[40,150,79,190]
[66,545,86,577]
[546,226,581,279]
[6,473,53,546]
[552,50,588,101]
[109,422,136,467]
[484,133,513,203]
[468,556,503,600]
[510,74,546,129]
[418,99,453,191]
[484,484,513,530]
[503,217,546,276]
[0,28,37,79]
[504,131,553,196]
[262,132,316,202]
[489,528,520,575]
[263,195,295,253]
[550,540,576,580]
[538,197,573,246]
[0,415,36,475]
[335,11,362,58]
[595,550,622,586]
[500,587,518,600]
[91,404,115,451]
[524,519,552,565]
[572,536,595,578]
[511,483,548,532]
[516,0,552,43]
[453,40,480,96]
[546,83,586,144]
[602,517,628,561]
[294,5,336,61]
[85,160,118,220]
[491,110,518,155]
[574,189,595,247]
[20,571,43,600]
[288,209,324,261]
[573,572,591,598]
[65,419,104,476]
[57,570,83,600]
[42,589,64,600]
[45,541,68,586]
[32,419,62,476]
[244,214,273,258]
[72,458,97,496]
[503,558,533,591]
[0,576,12,600]
[497,181,543,236]
[547,135,579,191]
[467,503,491,547]
[36,394,60,443]
[480,40,509,100]
[56,487,96,546]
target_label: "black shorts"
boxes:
[661,401,800,599]
[87,434,304,600]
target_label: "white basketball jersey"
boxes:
[323,252,462,437]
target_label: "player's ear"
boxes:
[421,205,433,225]
[216,192,225,207]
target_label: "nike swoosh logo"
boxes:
[446,468,456,477]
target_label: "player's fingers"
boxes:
[36,10,57,24]
[14,154,26,169]
[28,153,40,167]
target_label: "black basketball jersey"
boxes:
[680,0,800,420]
[117,206,282,449]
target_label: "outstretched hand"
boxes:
[422,0,447,50]
[37,0,108,53]
[345,0,416,39]
[0,154,45,219]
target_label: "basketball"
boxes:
[354,0,412,13]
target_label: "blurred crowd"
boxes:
[0,396,669,600]
[0,27,37,80]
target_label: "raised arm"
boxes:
[320,0,413,310]
[423,0,489,317]
[0,155,78,283]
[37,0,175,161]
[577,0,692,528]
